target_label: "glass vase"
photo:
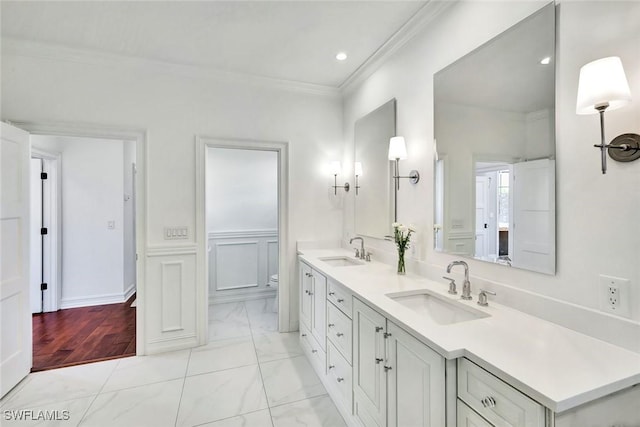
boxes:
[397,249,406,275]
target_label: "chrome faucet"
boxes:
[350,237,365,260]
[446,260,472,300]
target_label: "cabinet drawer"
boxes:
[458,358,545,427]
[327,302,352,363]
[327,340,353,415]
[328,279,352,318]
[300,324,326,377]
[457,399,493,427]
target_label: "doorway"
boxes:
[27,131,142,371]
[196,137,290,345]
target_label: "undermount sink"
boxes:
[386,290,489,325]
[319,256,365,267]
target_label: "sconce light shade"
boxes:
[330,161,342,175]
[354,162,363,177]
[576,56,632,114]
[388,136,407,160]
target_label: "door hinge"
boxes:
[40,172,48,180]
[40,283,48,291]
[40,227,48,235]
[383,332,392,339]
[136,253,138,261]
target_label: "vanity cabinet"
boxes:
[299,261,327,378]
[353,297,446,427]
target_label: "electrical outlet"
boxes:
[599,275,631,318]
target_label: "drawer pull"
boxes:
[481,397,496,408]
[308,292,313,296]
[301,333,307,337]
[337,377,344,382]
[329,292,335,296]
[311,349,318,353]
[336,332,344,337]
[328,323,335,328]
[384,365,393,372]
[328,364,335,370]
[375,358,384,364]
[305,272,312,277]
[337,298,344,303]
[304,290,309,294]
[375,326,384,332]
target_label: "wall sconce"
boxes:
[388,137,420,189]
[354,162,363,195]
[576,56,640,174]
[388,136,419,221]
[330,161,350,195]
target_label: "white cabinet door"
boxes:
[353,298,387,427]
[299,262,312,329]
[1,122,32,397]
[310,269,326,351]
[458,400,493,427]
[387,321,445,427]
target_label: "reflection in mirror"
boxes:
[434,3,556,274]
[354,99,396,238]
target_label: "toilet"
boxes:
[267,274,278,312]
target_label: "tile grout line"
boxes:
[246,300,276,427]
[173,348,193,427]
[77,358,122,426]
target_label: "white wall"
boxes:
[2,39,344,351]
[31,135,130,307]
[207,147,278,232]
[342,1,640,351]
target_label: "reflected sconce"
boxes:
[576,56,640,174]
[330,161,350,195]
[354,162,363,195]
[388,136,420,189]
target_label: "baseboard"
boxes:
[209,288,276,305]
[60,287,134,309]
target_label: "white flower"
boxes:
[408,224,416,233]
[392,222,400,228]
[399,225,408,234]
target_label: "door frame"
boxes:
[30,147,61,312]
[15,121,148,355]
[196,136,290,342]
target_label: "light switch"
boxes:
[164,226,188,240]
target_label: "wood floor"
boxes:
[32,294,136,372]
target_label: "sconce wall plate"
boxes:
[608,133,640,162]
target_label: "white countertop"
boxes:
[298,248,640,413]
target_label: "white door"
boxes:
[474,176,489,258]
[387,321,445,427]
[1,122,32,397]
[512,159,555,274]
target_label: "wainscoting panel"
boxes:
[209,230,278,304]
[146,245,197,354]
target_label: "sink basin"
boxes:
[386,290,489,325]
[319,256,364,267]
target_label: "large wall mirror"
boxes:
[354,99,396,239]
[434,3,556,275]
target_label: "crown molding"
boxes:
[339,0,455,94]
[2,37,341,98]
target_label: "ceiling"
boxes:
[1,1,426,88]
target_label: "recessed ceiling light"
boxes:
[540,57,551,65]
[336,52,347,61]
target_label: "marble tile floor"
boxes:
[0,298,346,427]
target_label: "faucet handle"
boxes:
[365,252,372,262]
[354,248,360,258]
[443,276,457,295]
[477,289,496,307]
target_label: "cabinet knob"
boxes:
[336,332,344,337]
[305,272,312,277]
[328,323,335,328]
[305,290,309,294]
[375,326,384,332]
[337,298,344,303]
[375,358,384,364]
[301,333,307,337]
[311,349,317,353]
[481,396,496,408]
[337,377,344,382]
[328,364,335,370]
[308,292,313,296]
[329,292,335,296]
[384,365,393,372]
